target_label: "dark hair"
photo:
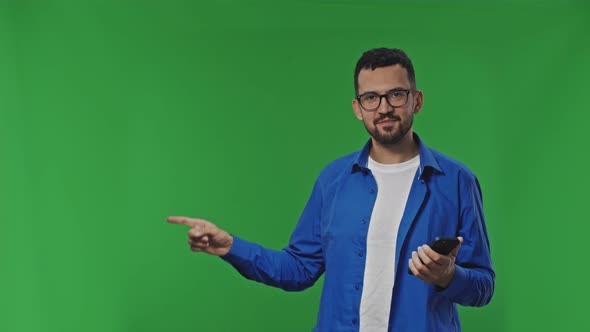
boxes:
[354,48,416,95]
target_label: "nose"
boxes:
[377,95,393,114]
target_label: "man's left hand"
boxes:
[408,236,463,288]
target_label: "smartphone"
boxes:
[407,236,460,275]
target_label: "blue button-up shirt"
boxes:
[222,133,495,331]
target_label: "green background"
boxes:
[1,0,589,331]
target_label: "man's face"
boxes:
[352,64,423,145]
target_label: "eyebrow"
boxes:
[359,87,409,95]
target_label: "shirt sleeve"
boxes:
[437,171,495,306]
[220,178,325,292]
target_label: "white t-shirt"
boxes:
[359,154,420,332]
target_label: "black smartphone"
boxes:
[407,236,460,275]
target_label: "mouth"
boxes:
[377,118,399,125]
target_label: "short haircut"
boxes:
[354,48,416,95]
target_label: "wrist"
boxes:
[220,234,234,256]
[436,265,456,289]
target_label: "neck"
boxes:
[369,130,420,164]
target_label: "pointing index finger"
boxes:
[167,216,200,227]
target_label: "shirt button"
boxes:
[352,319,357,325]
[369,188,375,194]
[354,284,360,290]
[358,251,364,257]
[361,219,366,224]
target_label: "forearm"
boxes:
[221,235,323,291]
[445,172,495,306]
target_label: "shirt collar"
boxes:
[351,132,443,178]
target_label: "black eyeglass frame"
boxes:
[356,89,413,111]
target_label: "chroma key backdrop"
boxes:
[1,1,589,331]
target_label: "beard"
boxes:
[363,112,413,145]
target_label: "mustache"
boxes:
[374,113,401,125]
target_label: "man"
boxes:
[168,48,495,331]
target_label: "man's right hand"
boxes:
[167,216,234,256]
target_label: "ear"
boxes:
[352,98,363,121]
[413,90,424,114]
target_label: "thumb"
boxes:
[189,220,212,236]
[449,236,463,259]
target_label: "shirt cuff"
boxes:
[220,235,252,264]
[436,264,469,300]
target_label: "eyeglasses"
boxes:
[356,89,412,111]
